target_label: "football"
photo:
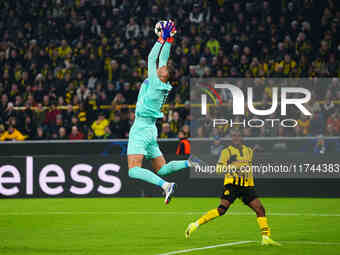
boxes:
[154,20,176,37]
[154,20,167,37]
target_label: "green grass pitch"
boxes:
[0,197,340,255]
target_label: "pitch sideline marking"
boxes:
[157,240,340,255]
[157,241,254,255]
[282,241,340,245]
[1,211,340,217]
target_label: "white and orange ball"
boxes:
[154,20,176,37]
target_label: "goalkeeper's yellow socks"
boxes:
[197,208,220,225]
[257,216,271,236]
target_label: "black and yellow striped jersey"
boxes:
[217,144,254,187]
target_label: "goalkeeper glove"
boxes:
[158,20,176,44]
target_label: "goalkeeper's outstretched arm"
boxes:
[148,41,162,78]
[159,42,171,68]
[148,20,176,82]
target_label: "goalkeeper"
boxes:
[127,21,198,204]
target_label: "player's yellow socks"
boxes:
[197,209,220,225]
[257,217,271,236]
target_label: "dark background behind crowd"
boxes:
[0,0,340,141]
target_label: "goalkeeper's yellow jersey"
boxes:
[217,144,255,187]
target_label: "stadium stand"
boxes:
[0,0,339,140]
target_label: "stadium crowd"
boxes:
[0,0,340,140]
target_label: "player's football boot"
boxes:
[164,182,176,205]
[185,222,199,239]
[188,155,203,169]
[261,235,281,246]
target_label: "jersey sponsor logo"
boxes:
[224,189,230,195]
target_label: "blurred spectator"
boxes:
[189,3,205,24]
[91,112,109,139]
[297,114,311,136]
[323,96,335,119]
[58,127,67,140]
[69,126,84,140]
[110,113,127,138]
[170,111,181,134]
[87,129,95,140]
[77,103,88,126]
[0,0,338,140]
[103,126,113,139]
[64,105,75,128]
[313,135,327,154]
[22,115,36,139]
[176,131,191,156]
[0,124,5,138]
[210,136,224,156]
[309,111,325,135]
[33,104,46,127]
[3,102,16,125]
[159,123,175,138]
[49,114,65,137]
[125,18,140,40]
[206,35,220,56]
[182,124,190,138]
[0,125,26,141]
[45,101,60,127]
[77,84,90,102]
[327,111,340,134]
[34,127,46,140]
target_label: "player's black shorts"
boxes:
[220,184,258,205]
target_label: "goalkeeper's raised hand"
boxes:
[158,20,176,44]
